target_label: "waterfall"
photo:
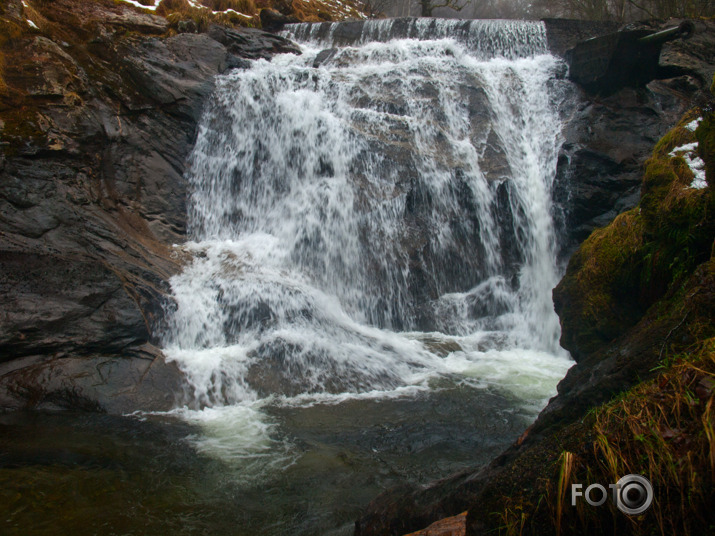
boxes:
[161,19,574,467]
[281,18,548,59]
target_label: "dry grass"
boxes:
[494,496,531,536]
[505,338,715,536]
[0,48,6,95]
[156,0,258,30]
[587,338,715,534]
[152,0,366,28]
[0,10,32,95]
[555,451,574,536]
[490,337,715,536]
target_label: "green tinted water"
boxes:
[0,384,532,535]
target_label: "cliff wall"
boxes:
[0,0,299,413]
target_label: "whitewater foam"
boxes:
[161,21,574,469]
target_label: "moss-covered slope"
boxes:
[554,108,715,362]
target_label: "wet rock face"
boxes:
[554,83,686,252]
[551,18,715,257]
[0,0,300,413]
[0,345,185,414]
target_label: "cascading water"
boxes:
[160,18,575,534]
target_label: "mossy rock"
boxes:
[553,209,645,360]
[697,110,715,187]
[555,107,714,362]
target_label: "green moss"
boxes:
[576,209,643,316]
[555,106,714,359]
[554,208,646,358]
[653,108,701,157]
[696,112,715,186]
[640,157,678,228]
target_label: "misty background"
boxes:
[366,0,713,22]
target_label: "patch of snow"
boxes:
[213,8,253,18]
[670,142,698,155]
[181,0,253,17]
[118,0,163,11]
[685,117,702,132]
[685,154,708,189]
[27,19,39,29]
[670,142,708,190]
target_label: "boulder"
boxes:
[259,8,300,33]
[552,18,715,257]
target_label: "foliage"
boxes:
[584,338,715,535]
[155,0,259,30]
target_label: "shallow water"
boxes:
[1,382,540,535]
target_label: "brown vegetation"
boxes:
[150,0,367,28]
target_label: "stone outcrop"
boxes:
[0,0,300,413]
[551,18,715,254]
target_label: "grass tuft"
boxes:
[555,451,574,536]
[586,338,715,535]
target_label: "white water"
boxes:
[161,20,573,469]
[282,18,548,60]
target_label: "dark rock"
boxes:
[355,465,499,536]
[0,344,184,413]
[0,253,150,361]
[176,19,198,34]
[555,81,700,256]
[0,0,304,413]
[207,24,301,60]
[259,8,300,33]
[313,47,338,68]
[635,18,715,87]
[102,8,169,35]
[543,18,620,58]
[552,19,715,257]
[120,33,229,121]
